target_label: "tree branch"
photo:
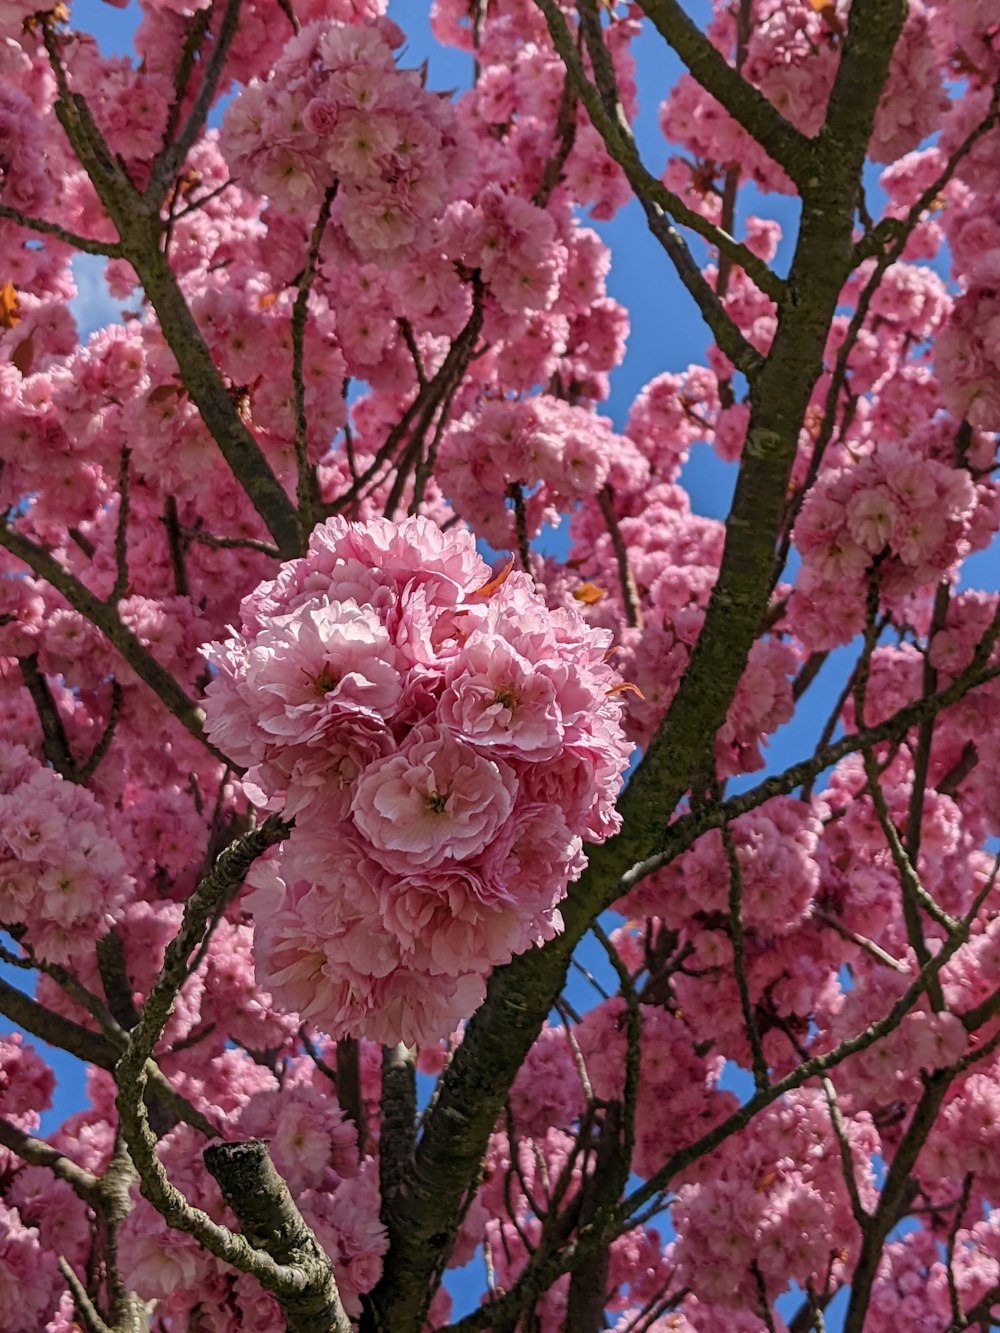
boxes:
[0,1117,100,1205]
[380,1044,417,1212]
[722,818,768,1090]
[41,23,302,558]
[204,1139,353,1333]
[637,0,815,187]
[0,203,122,257]
[18,653,78,779]
[0,522,230,766]
[369,6,941,1322]
[597,486,642,629]
[291,186,336,530]
[842,1068,954,1332]
[112,817,348,1329]
[147,0,245,209]
[535,0,778,373]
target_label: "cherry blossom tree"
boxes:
[0,0,998,1328]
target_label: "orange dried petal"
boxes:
[573,582,606,605]
[472,553,515,599]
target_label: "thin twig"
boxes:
[291,186,337,530]
[811,911,907,972]
[0,520,233,765]
[0,1119,100,1205]
[597,485,642,628]
[721,819,768,1090]
[148,0,244,208]
[110,448,131,604]
[819,1076,868,1229]
[534,0,775,375]
[0,203,122,257]
[507,483,532,573]
[18,654,77,779]
[159,6,212,154]
[945,1172,974,1328]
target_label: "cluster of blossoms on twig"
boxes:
[202,515,631,1045]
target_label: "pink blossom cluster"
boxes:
[818,781,979,957]
[33,893,300,1069]
[921,1066,1000,1203]
[443,183,567,315]
[64,39,172,178]
[667,922,841,1079]
[567,473,797,778]
[936,267,1000,431]
[437,395,622,548]
[202,515,631,1045]
[940,86,1000,196]
[476,1128,579,1327]
[576,998,736,1179]
[5,260,348,513]
[0,0,39,40]
[934,0,1000,80]
[184,276,347,482]
[828,984,968,1110]
[659,74,792,199]
[624,366,721,480]
[221,20,470,264]
[54,1044,383,1326]
[0,87,56,218]
[238,1084,385,1315]
[431,0,634,222]
[0,742,132,965]
[0,1034,53,1134]
[877,147,959,264]
[869,3,949,164]
[864,1212,1000,1331]
[791,442,980,643]
[670,1089,879,1310]
[507,1022,586,1140]
[7,1168,90,1307]
[0,1202,61,1333]
[625,798,822,937]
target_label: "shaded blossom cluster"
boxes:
[0,742,132,965]
[221,20,469,264]
[437,394,623,549]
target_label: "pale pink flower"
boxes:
[352,724,517,870]
[846,485,899,552]
[244,598,402,742]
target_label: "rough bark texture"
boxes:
[204,1140,353,1333]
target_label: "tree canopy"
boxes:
[0,0,999,1329]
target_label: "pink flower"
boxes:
[379,865,521,974]
[846,485,899,553]
[352,724,517,870]
[438,636,564,759]
[0,1204,60,1332]
[245,598,403,743]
